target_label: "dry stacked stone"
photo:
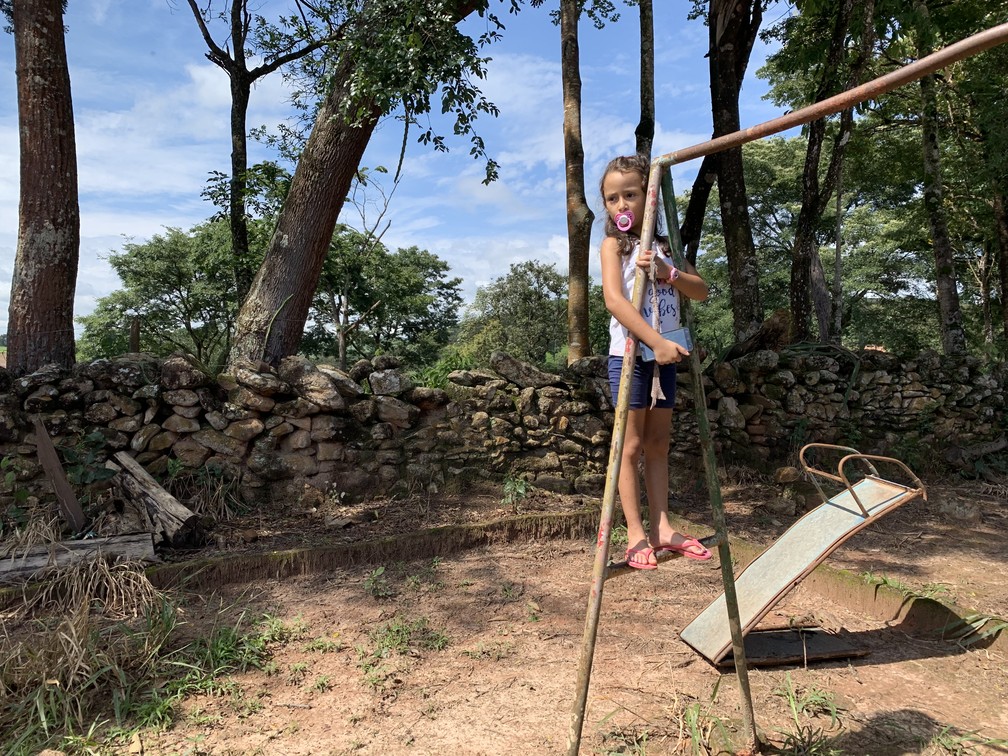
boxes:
[0,347,1003,509]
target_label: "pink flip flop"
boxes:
[657,537,712,561]
[625,545,658,570]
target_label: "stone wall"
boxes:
[0,347,1003,511]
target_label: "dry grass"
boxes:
[19,555,167,620]
[0,515,62,558]
[1,557,177,752]
[167,467,242,523]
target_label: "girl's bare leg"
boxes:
[641,408,706,556]
[640,407,674,544]
[618,409,655,568]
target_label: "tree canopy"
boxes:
[10,1,1008,375]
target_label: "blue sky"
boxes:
[0,0,789,336]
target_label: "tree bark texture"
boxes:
[108,452,202,547]
[229,72,254,303]
[228,0,483,367]
[679,154,717,266]
[789,0,857,343]
[915,0,966,356]
[230,57,381,366]
[0,534,156,583]
[831,156,844,342]
[680,0,761,266]
[994,190,1008,342]
[709,0,764,341]
[560,1,594,362]
[634,0,655,158]
[8,0,79,376]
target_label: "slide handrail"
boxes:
[800,443,925,517]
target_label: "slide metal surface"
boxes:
[679,446,926,664]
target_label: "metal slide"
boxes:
[679,444,927,665]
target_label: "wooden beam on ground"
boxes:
[0,532,155,582]
[108,452,203,547]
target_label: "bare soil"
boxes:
[135,473,1008,755]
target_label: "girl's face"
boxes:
[602,170,646,235]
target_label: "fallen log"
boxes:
[108,452,203,547]
[0,532,156,583]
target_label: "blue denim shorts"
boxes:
[608,355,678,409]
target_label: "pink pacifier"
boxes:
[615,210,634,232]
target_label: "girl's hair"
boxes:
[599,153,667,256]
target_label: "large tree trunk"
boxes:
[994,190,1008,343]
[634,0,655,158]
[679,0,761,268]
[978,243,993,344]
[229,74,254,303]
[231,61,380,366]
[831,157,845,342]
[789,0,858,343]
[560,1,594,363]
[7,0,79,376]
[915,0,966,356]
[679,154,717,266]
[709,0,764,341]
[228,1,482,367]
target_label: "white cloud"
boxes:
[0,0,783,338]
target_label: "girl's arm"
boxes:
[634,248,709,302]
[601,237,686,365]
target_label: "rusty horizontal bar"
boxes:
[657,21,1008,169]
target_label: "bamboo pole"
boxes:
[565,21,1008,755]
[566,162,663,756]
[661,172,758,750]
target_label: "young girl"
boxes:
[599,154,712,570]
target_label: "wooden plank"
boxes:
[108,452,202,547]
[32,415,87,533]
[715,628,869,669]
[0,532,156,582]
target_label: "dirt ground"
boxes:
[134,470,1008,756]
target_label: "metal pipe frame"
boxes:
[567,21,1008,755]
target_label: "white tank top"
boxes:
[607,242,682,357]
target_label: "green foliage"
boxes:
[588,282,612,355]
[749,0,1008,357]
[363,565,395,599]
[1,586,316,754]
[302,225,462,369]
[303,636,345,654]
[59,430,117,492]
[369,616,449,656]
[264,0,503,183]
[410,345,474,389]
[76,220,263,372]
[455,260,568,367]
[356,614,449,689]
[689,127,959,356]
[501,476,528,510]
[774,672,843,729]
[941,612,1008,648]
[926,726,1008,755]
[861,571,956,604]
[772,672,844,755]
[202,160,292,222]
[164,463,243,523]
[1,455,29,534]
